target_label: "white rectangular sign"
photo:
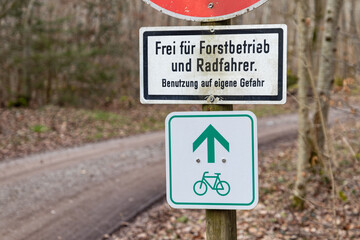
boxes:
[140,25,287,104]
[165,111,258,209]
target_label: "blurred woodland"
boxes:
[0,0,358,109]
[0,1,360,237]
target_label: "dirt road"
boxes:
[0,132,166,240]
[0,111,347,240]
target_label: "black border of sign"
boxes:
[142,28,284,102]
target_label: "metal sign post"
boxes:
[140,0,283,239]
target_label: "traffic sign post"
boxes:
[140,24,287,104]
[166,111,258,240]
[141,0,283,239]
[165,111,258,209]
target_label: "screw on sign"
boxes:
[143,0,269,21]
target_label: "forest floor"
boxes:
[0,99,295,161]
[110,114,360,240]
[0,90,359,239]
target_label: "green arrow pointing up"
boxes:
[193,124,229,163]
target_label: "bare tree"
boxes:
[22,0,36,105]
[293,0,312,209]
[348,0,359,78]
[312,0,343,158]
[310,0,326,74]
[0,0,20,19]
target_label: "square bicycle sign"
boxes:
[165,111,258,209]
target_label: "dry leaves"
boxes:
[110,118,360,240]
[0,105,200,161]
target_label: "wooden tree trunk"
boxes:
[312,0,343,156]
[339,7,348,79]
[311,0,326,75]
[349,0,359,78]
[23,0,36,105]
[293,0,311,209]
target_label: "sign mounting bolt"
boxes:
[222,158,226,163]
[208,3,214,9]
[196,159,201,163]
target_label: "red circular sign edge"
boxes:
[145,0,268,21]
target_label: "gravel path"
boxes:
[0,132,165,240]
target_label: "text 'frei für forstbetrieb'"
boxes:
[155,39,270,73]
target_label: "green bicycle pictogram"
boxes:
[193,171,230,196]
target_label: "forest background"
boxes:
[0,0,360,239]
[0,0,358,109]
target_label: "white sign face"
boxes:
[165,111,258,210]
[140,25,287,104]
